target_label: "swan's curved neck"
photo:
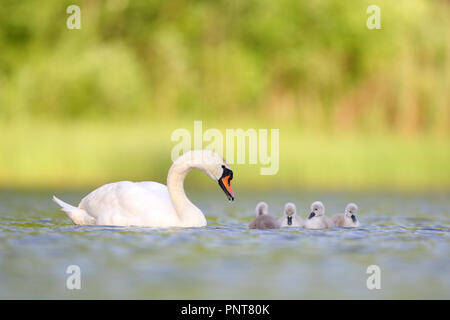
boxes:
[167,159,206,227]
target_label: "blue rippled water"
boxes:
[0,190,449,299]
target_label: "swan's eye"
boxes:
[221,165,225,169]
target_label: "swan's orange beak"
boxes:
[218,167,234,201]
[221,175,234,198]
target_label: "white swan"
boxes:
[304,201,335,230]
[278,202,304,227]
[331,203,360,227]
[52,150,234,228]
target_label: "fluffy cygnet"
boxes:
[278,202,304,227]
[331,203,360,227]
[249,202,280,229]
[304,201,335,230]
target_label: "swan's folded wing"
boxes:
[116,182,178,226]
[79,181,178,226]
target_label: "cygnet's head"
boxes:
[345,203,358,222]
[284,202,297,216]
[255,202,269,216]
[308,201,325,219]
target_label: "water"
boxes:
[0,189,449,299]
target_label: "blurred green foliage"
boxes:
[0,0,449,189]
[1,0,449,132]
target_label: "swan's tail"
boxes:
[52,196,95,225]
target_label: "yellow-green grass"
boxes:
[0,120,448,191]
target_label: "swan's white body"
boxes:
[53,150,234,228]
[54,181,183,227]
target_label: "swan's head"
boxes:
[308,201,324,219]
[345,203,358,222]
[196,150,234,201]
[255,201,269,216]
[175,149,235,201]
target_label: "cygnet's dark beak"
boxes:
[287,216,293,225]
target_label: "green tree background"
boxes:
[0,0,449,190]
